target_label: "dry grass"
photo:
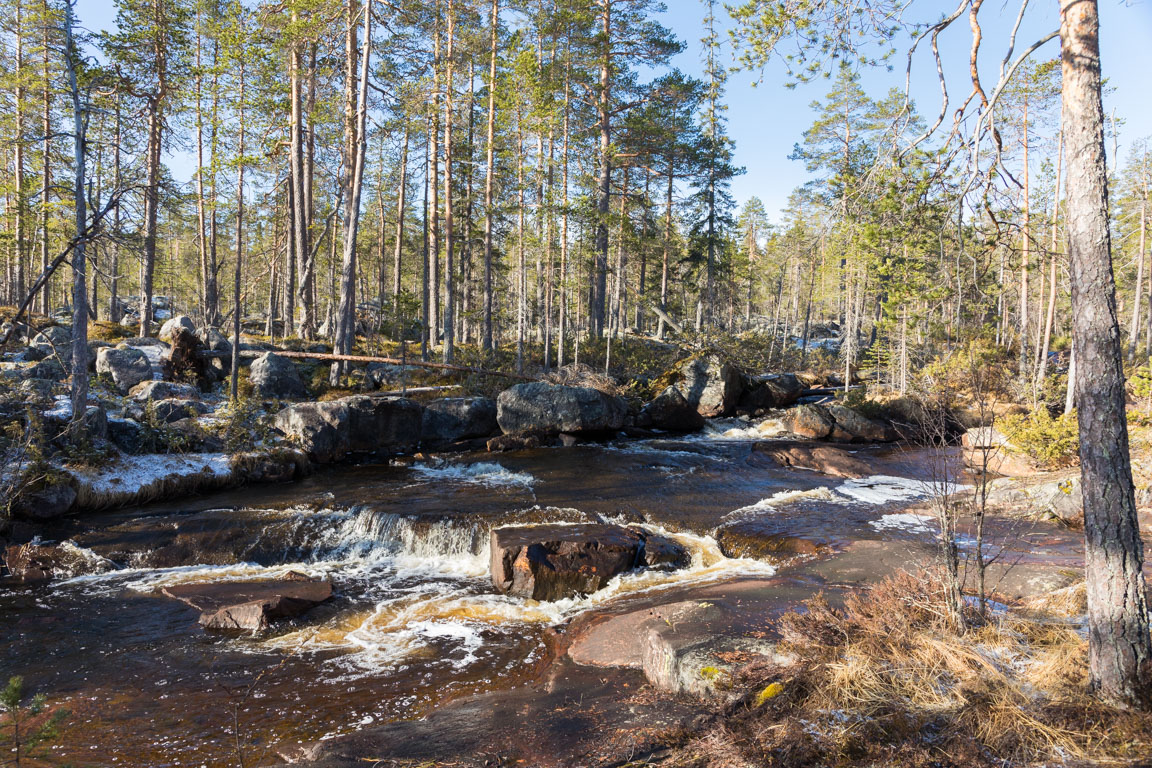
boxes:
[662,571,1152,768]
[544,363,623,396]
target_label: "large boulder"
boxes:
[158,315,196,342]
[636,386,707,432]
[490,524,687,601]
[197,326,232,381]
[96,346,152,394]
[30,325,73,363]
[151,398,211,424]
[827,404,899,443]
[782,403,835,439]
[738,373,804,413]
[273,396,423,463]
[130,380,200,402]
[8,477,78,520]
[496,383,628,436]
[421,397,499,444]
[250,352,307,399]
[273,401,351,463]
[673,355,743,418]
[161,574,332,631]
[343,396,423,453]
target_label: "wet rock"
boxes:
[3,540,116,582]
[496,382,628,436]
[150,398,211,424]
[130,380,200,402]
[343,395,423,453]
[673,354,743,418]
[273,401,350,463]
[9,477,78,520]
[827,404,898,442]
[421,397,499,444]
[486,433,545,452]
[490,523,686,601]
[162,575,333,631]
[637,529,692,569]
[231,449,309,484]
[715,526,828,561]
[158,315,196,342]
[96,346,152,393]
[637,386,707,432]
[754,442,873,478]
[738,373,804,413]
[782,403,834,439]
[250,352,307,399]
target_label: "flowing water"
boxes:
[0,429,1044,766]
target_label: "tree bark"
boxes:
[1060,0,1152,710]
[64,0,88,438]
[482,0,499,352]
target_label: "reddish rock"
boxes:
[490,524,687,601]
[782,404,834,439]
[162,574,332,631]
[755,443,873,478]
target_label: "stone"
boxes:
[151,398,211,424]
[19,378,55,400]
[250,352,307,399]
[782,403,834,439]
[421,397,499,444]
[130,380,200,402]
[9,478,78,520]
[490,523,687,601]
[486,433,544,452]
[343,395,423,454]
[961,427,1040,477]
[43,403,108,441]
[162,575,333,631]
[162,326,207,384]
[754,442,874,478]
[21,359,66,381]
[827,404,898,442]
[3,540,116,582]
[636,386,707,432]
[108,417,144,454]
[197,326,232,380]
[738,373,804,413]
[273,401,350,463]
[672,354,743,418]
[30,325,72,362]
[158,315,196,342]
[496,382,628,436]
[96,346,152,394]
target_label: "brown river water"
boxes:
[0,421,1074,767]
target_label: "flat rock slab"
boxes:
[755,442,875,478]
[162,574,332,631]
[490,523,688,602]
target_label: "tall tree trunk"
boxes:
[290,11,312,339]
[1129,201,1146,358]
[481,0,499,351]
[1038,127,1064,385]
[442,0,456,363]
[13,0,25,306]
[592,0,611,337]
[1060,0,1152,710]
[428,23,441,351]
[557,49,570,367]
[330,0,372,384]
[393,123,410,335]
[1020,96,1031,368]
[64,0,88,438]
[230,48,246,402]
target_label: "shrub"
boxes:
[999,408,1079,469]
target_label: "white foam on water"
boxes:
[836,475,965,505]
[408,461,536,490]
[723,487,840,521]
[702,418,788,441]
[869,512,935,534]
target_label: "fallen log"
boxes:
[199,348,536,381]
[800,385,865,397]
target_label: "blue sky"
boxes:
[81,0,1152,221]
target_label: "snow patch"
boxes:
[74,452,233,499]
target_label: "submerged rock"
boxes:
[496,382,627,436]
[755,442,874,479]
[162,574,332,631]
[3,540,117,582]
[489,523,687,601]
[250,352,307,399]
[421,397,499,444]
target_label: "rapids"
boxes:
[1,429,965,766]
